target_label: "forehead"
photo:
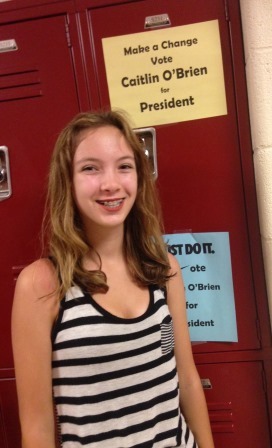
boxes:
[74,125,134,159]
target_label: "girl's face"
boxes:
[72,125,138,233]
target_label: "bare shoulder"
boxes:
[167,252,181,273]
[13,258,60,324]
[15,258,58,295]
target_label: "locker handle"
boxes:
[134,128,158,178]
[0,166,6,183]
[0,146,12,201]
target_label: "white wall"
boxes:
[240,0,272,328]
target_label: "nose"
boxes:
[100,169,120,192]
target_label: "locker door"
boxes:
[0,14,80,447]
[196,362,271,448]
[82,0,269,354]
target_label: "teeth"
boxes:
[100,200,123,207]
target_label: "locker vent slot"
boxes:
[0,68,42,102]
[208,402,234,433]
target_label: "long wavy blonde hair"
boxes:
[44,110,172,299]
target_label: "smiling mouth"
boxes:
[96,199,124,207]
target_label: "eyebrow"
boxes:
[74,155,135,166]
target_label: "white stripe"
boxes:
[66,285,85,301]
[153,289,165,302]
[61,303,102,322]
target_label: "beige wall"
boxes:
[240,0,272,328]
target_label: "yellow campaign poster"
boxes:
[102,20,227,127]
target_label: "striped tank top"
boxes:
[52,284,197,448]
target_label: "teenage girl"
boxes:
[12,110,214,448]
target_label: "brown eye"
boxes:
[82,165,98,172]
[119,164,133,170]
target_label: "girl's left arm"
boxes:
[167,253,215,448]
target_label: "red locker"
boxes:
[197,362,271,447]
[0,6,81,446]
[0,7,81,367]
[0,376,20,448]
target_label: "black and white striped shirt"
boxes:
[52,284,197,448]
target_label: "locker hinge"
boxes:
[224,0,230,21]
[65,22,72,48]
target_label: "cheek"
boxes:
[72,177,82,205]
[72,179,91,211]
[73,176,97,196]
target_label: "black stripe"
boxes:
[71,293,165,320]
[154,298,168,311]
[59,388,178,424]
[60,296,92,309]
[52,340,161,367]
[62,292,146,313]
[59,315,113,330]
[184,424,190,443]
[131,428,179,448]
[176,415,182,445]
[61,408,179,444]
[54,366,177,405]
[53,323,160,351]
[53,350,173,386]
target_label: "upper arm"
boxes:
[11,259,60,443]
[166,253,200,387]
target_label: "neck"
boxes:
[85,224,125,267]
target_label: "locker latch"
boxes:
[0,39,18,53]
[144,14,171,29]
[201,378,212,390]
[0,146,12,201]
